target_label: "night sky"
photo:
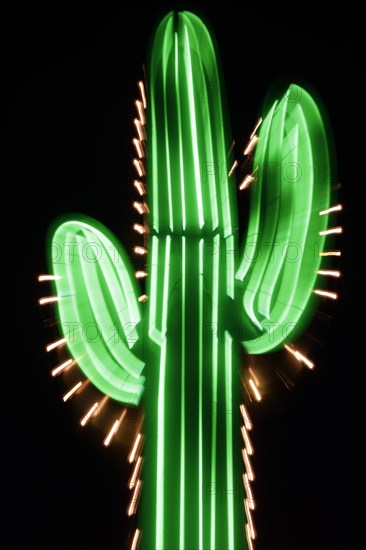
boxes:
[9,3,362,549]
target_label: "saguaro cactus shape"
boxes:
[44,10,336,550]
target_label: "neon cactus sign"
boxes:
[40,11,340,549]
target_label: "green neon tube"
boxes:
[236,85,331,353]
[49,217,144,405]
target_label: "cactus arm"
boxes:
[49,216,145,405]
[236,85,332,353]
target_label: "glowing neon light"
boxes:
[138,80,147,108]
[284,345,315,369]
[134,246,147,255]
[104,421,119,447]
[240,404,253,431]
[135,100,146,125]
[133,138,145,158]
[243,135,259,155]
[319,204,342,216]
[46,337,66,352]
[131,529,141,550]
[135,270,147,279]
[104,409,127,447]
[156,235,171,549]
[179,236,186,548]
[199,240,204,550]
[51,358,74,377]
[39,296,61,305]
[128,479,142,516]
[225,331,235,550]
[80,402,99,426]
[313,289,338,299]
[133,159,145,177]
[317,270,341,277]
[239,173,256,190]
[62,381,83,402]
[133,201,146,214]
[249,379,262,402]
[245,524,254,550]
[38,274,61,281]
[242,448,255,481]
[250,118,262,139]
[129,456,143,489]
[244,499,256,540]
[134,118,146,141]
[228,160,238,177]
[45,10,337,549]
[49,219,144,404]
[319,227,343,235]
[81,396,108,426]
[241,426,254,456]
[134,180,146,196]
[243,473,255,510]
[129,433,142,463]
[320,250,341,257]
[235,84,333,354]
[133,223,146,235]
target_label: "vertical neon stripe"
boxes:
[148,236,161,345]
[211,61,231,238]
[180,236,186,549]
[156,236,171,549]
[163,35,174,232]
[150,83,159,231]
[175,32,186,231]
[203,105,219,230]
[199,239,204,549]
[226,235,234,299]
[184,25,204,229]
[195,38,218,231]
[156,339,167,549]
[161,236,171,333]
[210,233,220,549]
[225,331,234,549]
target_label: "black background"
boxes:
[8,2,363,549]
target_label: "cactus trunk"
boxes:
[138,11,248,548]
[141,235,246,549]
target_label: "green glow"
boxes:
[235,103,276,281]
[151,86,159,231]
[163,16,174,232]
[175,32,187,231]
[49,218,144,405]
[156,236,171,550]
[236,85,331,353]
[184,24,204,229]
[148,235,163,346]
[179,236,186,549]
[211,233,220,550]
[47,10,334,550]
[226,235,235,299]
[239,100,283,330]
[198,239,204,550]
[148,12,236,235]
[225,331,234,550]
